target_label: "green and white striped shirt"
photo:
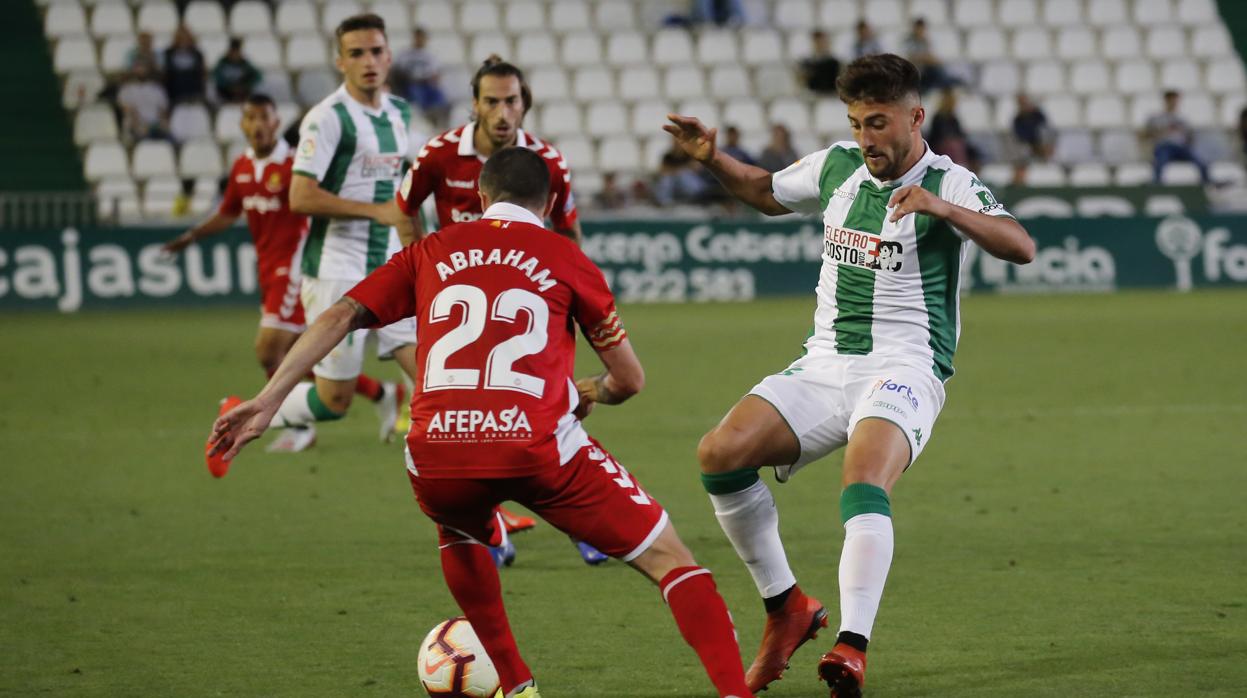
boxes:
[293,85,412,280]
[771,141,1013,381]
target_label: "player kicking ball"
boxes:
[163,93,396,458]
[665,54,1035,696]
[209,148,756,698]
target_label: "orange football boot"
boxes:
[498,506,537,533]
[745,586,828,692]
[205,396,242,478]
[818,643,867,697]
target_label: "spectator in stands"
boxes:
[163,25,207,104]
[594,172,630,210]
[117,63,170,142]
[1239,107,1247,161]
[1144,90,1210,184]
[391,27,451,128]
[654,146,708,206]
[691,0,746,26]
[1012,93,1054,161]
[926,88,971,165]
[125,31,162,77]
[853,20,883,58]
[213,38,262,104]
[798,30,841,95]
[719,125,755,166]
[757,123,797,173]
[904,18,955,94]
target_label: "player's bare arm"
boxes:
[289,173,398,223]
[556,219,583,246]
[888,185,1036,264]
[574,340,645,419]
[162,212,238,254]
[664,114,791,216]
[209,296,377,460]
[394,198,426,247]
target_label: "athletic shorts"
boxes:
[258,268,305,333]
[405,437,669,562]
[749,352,946,482]
[300,276,417,381]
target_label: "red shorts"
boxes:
[258,268,305,333]
[406,438,668,562]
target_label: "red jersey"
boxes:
[396,123,579,232]
[219,140,308,284]
[346,203,625,479]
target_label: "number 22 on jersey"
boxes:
[423,284,549,398]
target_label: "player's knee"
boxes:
[317,383,355,413]
[697,427,751,474]
[254,343,282,375]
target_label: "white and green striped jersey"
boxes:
[771,141,1013,382]
[293,85,411,280]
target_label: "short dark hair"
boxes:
[836,53,921,104]
[1163,89,1180,100]
[244,92,276,110]
[479,147,550,210]
[335,13,387,49]
[471,55,533,114]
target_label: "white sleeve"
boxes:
[292,106,341,181]
[941,167,1014,238]
[769,148,829,215]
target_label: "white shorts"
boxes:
[748,352,946,482]
[300,276,417,381]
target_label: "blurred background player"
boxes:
[666,54,1035,696]
[163,93,393,455]
[208,147,756,698]
[205,14,415,476]
[395,55,604,565]
[395,56,580,245]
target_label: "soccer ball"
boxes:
[417,617,501,697]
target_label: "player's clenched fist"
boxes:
[887,184,952,222]
[663,114,717,163]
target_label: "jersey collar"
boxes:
[245,139,290,178]
[458,121,530,161]
[335,84,387,116]
[482,201,545,228]
[867,141,937,189]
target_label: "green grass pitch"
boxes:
[3,290,1246,696]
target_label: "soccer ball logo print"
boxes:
[417,617,501,697]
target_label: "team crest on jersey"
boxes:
[298,138,314,159]
[823,225,904,272]
[265,171,283,193]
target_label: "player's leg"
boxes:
[253,325,299,377]
[254,324,318,453]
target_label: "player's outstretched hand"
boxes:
[887,184,951,222]
[573,376,597,421]
[663,114,717,163]
[208,398,278,461]
[162,232,195,255]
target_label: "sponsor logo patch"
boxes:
[361,154,404,180]
[445,178,476,189]
[425,406,532,444]
[823,226,904,272]
[869,378,919,411]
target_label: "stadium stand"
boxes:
[29,0,1247,221]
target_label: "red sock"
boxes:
[660,567,754,698]
[354,374,384,401]
[440,543,532,693]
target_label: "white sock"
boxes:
[837,513,894,639]
[270,383,315,428]
[708,479,796,598]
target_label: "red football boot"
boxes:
[498,506,537,533]
[818,643,867,698]
[745,586,829,692]
[205,396,242,478]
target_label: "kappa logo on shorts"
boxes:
[823,226,904,272]
[870,378,919,411]
[590,448,651,506]
[912,428,923,447]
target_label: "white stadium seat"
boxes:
[784,29,813,63]
[955,94,991,131]
[214,104,245,144]
[96,177,139,217]
[85,142,129,181]
[184,1,227,36]
[754,65,799,100]
[503,1,546,33]
[285,35,328,71]
[1098,130,1143,164]
[1070,60,1111,95]
[1178,0,1219,25]
[74,103,118,145]
[1160,59,1203,91]
[813,98,849,138]
[676,98,720,128]
[965,27,1007,62]
[99,36,133,74]
[1087,0,1128,27]
[928,27,962,60]
[1042,0,1084,27]
[1128,93,1162,129]
[258,70,294,103]
[1206,58,1247,94]
[274,0,318,37]
[1013,29,1053,61]
[1056,27,1097,61]
[1218,94,1247,128]
[296,69,338,106]
[515,35,557,68]
[1114,60,1156,94]
[243,35,282,70]
[697,31,739,66]
[169,103,212,143]
[91,3,134,39]
[664,65,706,100]
[142,177,180,219]
[978,163,1013,188]
[54,37,97,74]
[606,32,648,67]
[818,0,860,27]
[320,1,363,36]
[711,66,752,99]
[458,1,501,35]
[229,0,273,36]
[45,1,87,38]
[276,103,301,131]
[564,32,604,65]
[769,98,811,134]
[1182,93,1219,129]
[1069,163,1112,187]
[1053,129,1095,164]
[593,1,636,31]
[1210,161,1247,185]
[371,1,411,34]
[554,135,594,171]
[909,0,949,24]
[132,140,176,180]
[1191,24,1234,60]
[528,67,569,102]
[652,30,693,67]
[1114,162,1154,186]
[1084,95,1127,130]
[179,139,224,179]
[952,0,995,29]
[1024,162,1067,186]
[572,67,615,102]
[63,71,105,109]
[539,102,582,138]
[1101,27,1142,60]
[631,100,671,135]
[549,0,591,32]
[468,36,511,65]
[413,1,455,32]
[997,0,1038,28]
[136,0,178,34]
[199,34,229,65]
[585,103,628,138]
[1134,0,1175,27]
[642,133,670,170]
[425,35,466,68]
[1043,94,1082,129]
[864,0,905,29]
[598,136,642,172]
[979,61,1020,97]
[723,99,767,133]
[1160,161,1201,185]
[618,67,662,102]
[773,0,814,30]
[1146,27,1187,60]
